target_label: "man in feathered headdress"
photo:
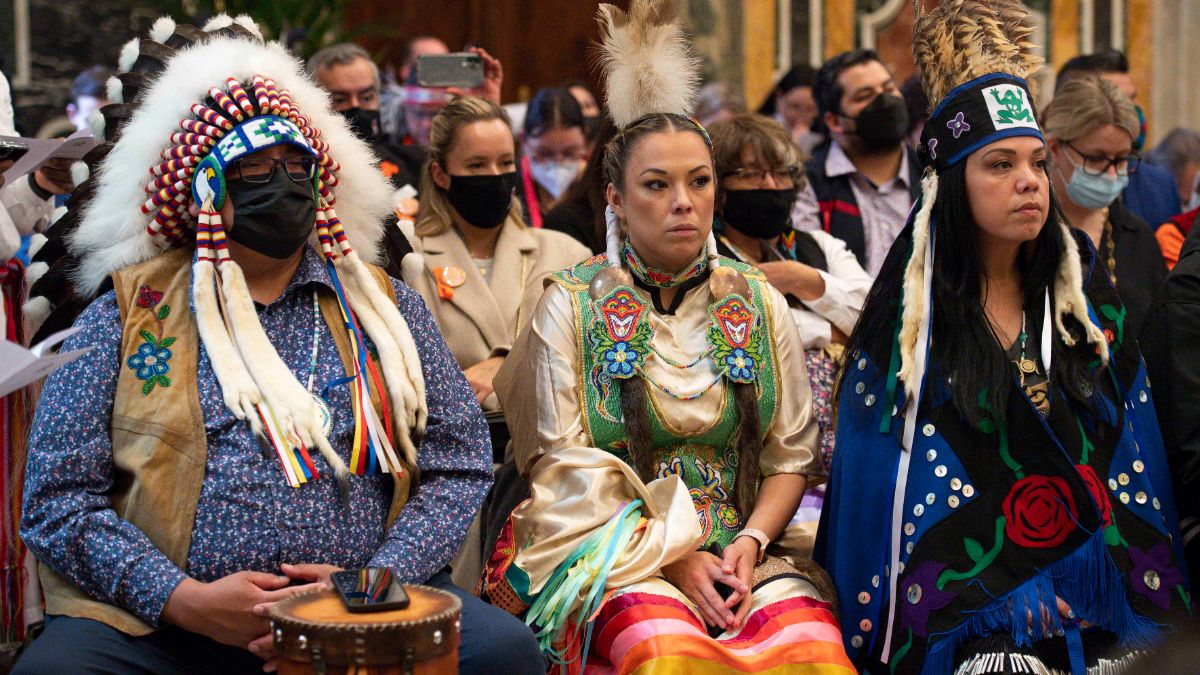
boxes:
[14,16,543,673]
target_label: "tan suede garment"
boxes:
[39,247,412,635]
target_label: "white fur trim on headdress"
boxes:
[219,259,349,486]
[1054,219,1108,362]
[70,34,394,296]
[150,17,177,44]
[897,168,938,398]
[596,0,701,127]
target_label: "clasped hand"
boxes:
[161,562,342,672]
[661,537,757,632]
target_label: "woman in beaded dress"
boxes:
[479,1,852,672]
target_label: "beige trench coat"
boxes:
[403,218,590,411]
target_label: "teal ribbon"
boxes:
[524,499,644,666]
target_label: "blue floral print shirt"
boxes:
[20,247,492,624]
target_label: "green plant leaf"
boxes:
[138,329,157,346]
[978,418,996,434]
[156,375,172,388]
[158,337,177,349]
[1100,304,1120,321]
[157,304,171,321]
[142,379,155,397]
[964,537,984,563]
[1104,525,1123,547]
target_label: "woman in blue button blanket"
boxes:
[817,1,1192,673]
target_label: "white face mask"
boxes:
[529,159,580,199]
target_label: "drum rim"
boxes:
[270,583,463,633]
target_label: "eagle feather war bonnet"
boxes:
[25,15,427,495]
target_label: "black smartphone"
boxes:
[416,53,484,89]
[331,567,411,613]
[0,139,29,163]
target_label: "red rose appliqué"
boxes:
[1002,475,1079,548]
[1074,464,1113,527]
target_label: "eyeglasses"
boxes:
[724,166,800,189]
[231,155,318,184]
[1063,141,1140,177]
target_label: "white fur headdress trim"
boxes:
[897,169,938,398]
[70,34,394,296]
[596,0,701,128]
[1054,219,1108,362]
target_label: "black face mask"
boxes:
[226,171,317,259]
[340,107,380,143]
[846,93,909,152]
[721,189,795,239]
[446,172,518,229]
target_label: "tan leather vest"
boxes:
[38,247,412,635]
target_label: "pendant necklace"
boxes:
[1015,310,1050,415]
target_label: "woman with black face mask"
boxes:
[405,95,590,587]
[708,114,871,552]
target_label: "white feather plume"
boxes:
[27,233,48,259]
[70,161,89,188]
[400,252,424,287]
[106,76,123,105]
[596,0,701,127]
[88,108,106,141]
[232,14,265,41]
[22,296,51,335]
[118,38,140,74]
[202,15,234,32]
[150,17,177,44]
[24,261,48,289]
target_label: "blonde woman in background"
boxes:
[403,96,590,586]
[1042,76,1166,348]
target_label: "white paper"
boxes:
[1,129,97,184]
[0,327,92,397]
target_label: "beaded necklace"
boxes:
[621,240,706,288]
[306,289,333,437]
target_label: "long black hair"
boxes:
[839,162,1098,426]
[523,87,585,139]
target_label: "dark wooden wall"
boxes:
[345,0,630,103]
